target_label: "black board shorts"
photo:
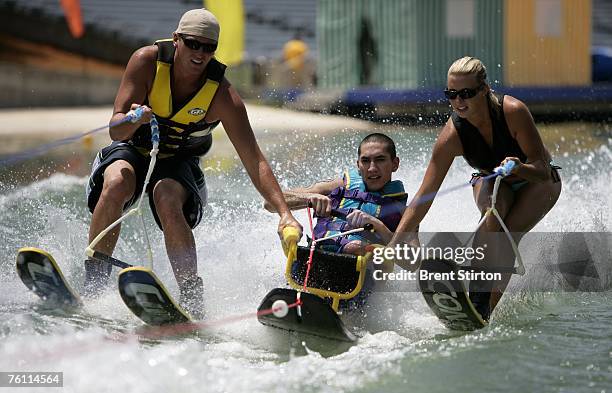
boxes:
[86,142,207,229]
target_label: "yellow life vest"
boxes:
[130,39,226,157]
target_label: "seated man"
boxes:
[265,133,417,296]
[266,133,419,309]
[266,133,408,255]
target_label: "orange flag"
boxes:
[60,0,84,38]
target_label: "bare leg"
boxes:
[85,160,137,295]
[88,160,137,253]
[470,178,562,317]
[489,180,561,309]
[152,178,203,317]
[469,179,515,318]
[472,179,516,279]
[152,178,197,287]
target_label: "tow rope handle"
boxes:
[126,106,146,123]
[328,208,374,232]
[308,201,375,232]
[493,160,516,177]
[281,226,300,258]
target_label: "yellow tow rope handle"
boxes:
[365,243,396,273]
[281,226,300,258]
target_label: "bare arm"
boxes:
[263,178,343,212]
[503,96,552,182]
[108,46,156,140]
[266,177,402,245]
[386,123,459,271]
[389,119,461,247]
[266,177,406,244]
[212,80,301,233]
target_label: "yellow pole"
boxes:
[204,0,245,66]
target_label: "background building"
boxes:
[317,0,593,89]
[0,0,610,118]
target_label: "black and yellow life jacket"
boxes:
[130,39,226,157]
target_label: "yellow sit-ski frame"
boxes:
[281,227,373,312]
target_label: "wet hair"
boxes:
[358,133,396,159]
[447,56,502,114]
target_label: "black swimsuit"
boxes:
[453,94,527,173]
[453,94,560,189]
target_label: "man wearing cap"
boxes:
[84,8,302,317]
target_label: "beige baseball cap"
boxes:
[176,8,220,42]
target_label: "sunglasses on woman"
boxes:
[443,85,483,100]
[179,34,217,53]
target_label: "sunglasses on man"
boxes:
[443,85,483,100]
[179,34,217,53]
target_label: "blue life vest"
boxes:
[313,168,407,252]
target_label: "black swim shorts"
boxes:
[86,142,207,229]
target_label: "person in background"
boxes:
[358,17,378,86]
[282,32,310,87]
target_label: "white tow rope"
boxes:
[464,161,526,275]
[85,107,160,270]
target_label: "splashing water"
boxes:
[0,123,610,393]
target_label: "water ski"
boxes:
[16,247,82,307]
[118,267,192,326]
[257,288,356,342]
[418,258,487,331]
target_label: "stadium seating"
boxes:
[1,0,317,60]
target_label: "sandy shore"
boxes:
[0,104,377,156]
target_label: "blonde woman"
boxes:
[390,57,561,320]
